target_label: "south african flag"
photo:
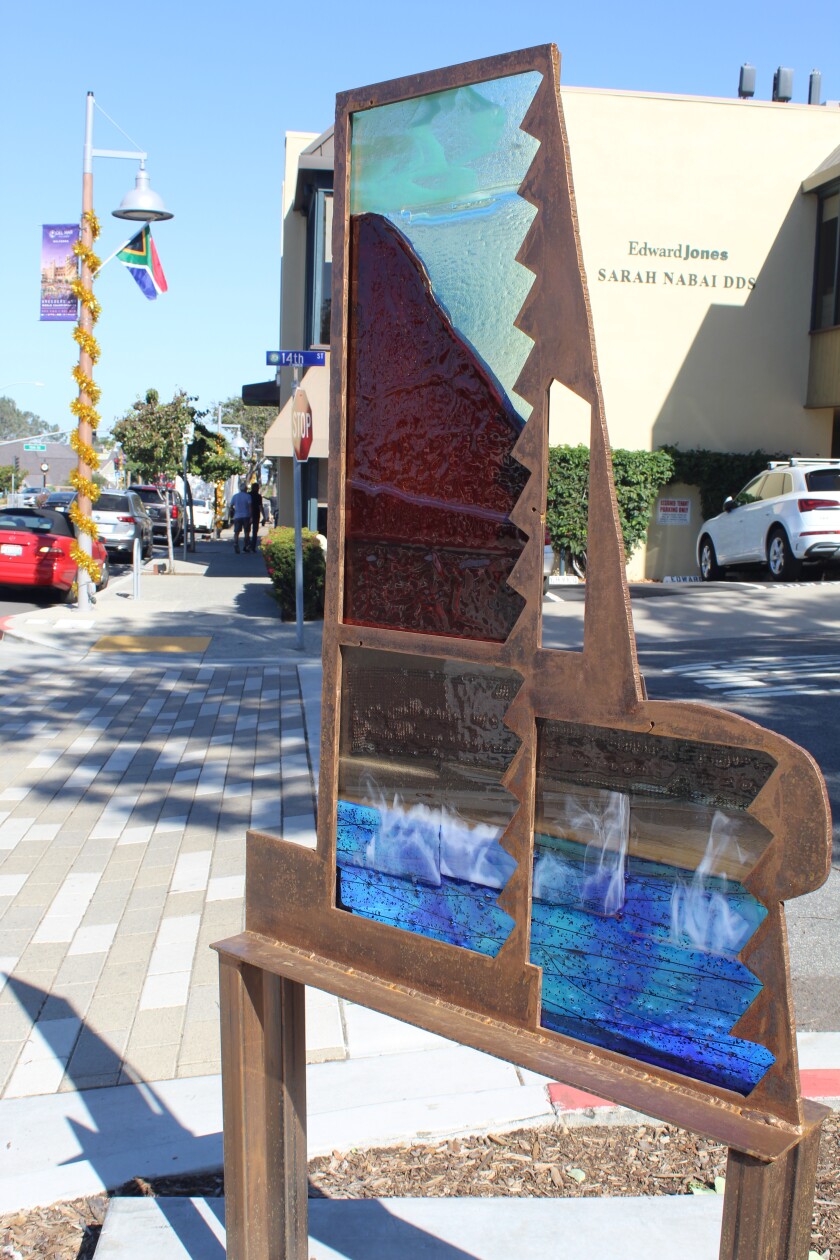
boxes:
[116,226,168,300]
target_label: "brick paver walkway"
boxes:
[0,658,315,1096]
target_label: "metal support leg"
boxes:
[719,1119,823,1260]
[219,958,308,1260]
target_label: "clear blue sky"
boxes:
[1,0,837,436]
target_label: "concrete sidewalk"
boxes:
[0,536,838,1253]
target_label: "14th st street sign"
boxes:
[292,389,313,462]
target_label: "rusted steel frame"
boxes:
[218,955,308,1260]
[215,930,830,1164]
[719,1117,826,1260]
[299,37,828,1129]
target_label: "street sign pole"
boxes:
[291,367,304,653]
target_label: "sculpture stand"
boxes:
[215,935,827,1260]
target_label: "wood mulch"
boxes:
[2,1115,836,1258]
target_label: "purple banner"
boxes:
[40,225,80,322]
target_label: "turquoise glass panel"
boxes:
[350,72,542,418]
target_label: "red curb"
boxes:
[801,1068,840,1098]
[549,1068,840,1112]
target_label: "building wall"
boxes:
[273,132,319,528]
[560,88,840,458]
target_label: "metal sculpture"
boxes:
[215,44,831,1259]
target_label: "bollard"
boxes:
[132,536,142,600]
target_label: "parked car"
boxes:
[190,496,215,535]
[0,507,109,600]
[131,484,185,546]
[91,490,154,559]
[697,458,840,582]
[18,486,44,507]
[43,491,77,514]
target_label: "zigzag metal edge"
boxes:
[492,68,557,968]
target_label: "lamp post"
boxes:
[74,91,173,610]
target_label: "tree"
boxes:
[112,389,198,480]
[213,396,276,481]
[113,389,203,570]
[0,464,27,493]
[0,397,60,442]
[187,421,245,485]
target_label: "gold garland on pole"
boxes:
[68,209,102,583]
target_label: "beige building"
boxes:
[265,84,840,578]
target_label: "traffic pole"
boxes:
[292,366,304,652]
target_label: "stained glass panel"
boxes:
[350,72,542,416]
[530,719,776,1094]
[336,648,522,956]
[343,72,541,641]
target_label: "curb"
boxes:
[548,1067,840,1117]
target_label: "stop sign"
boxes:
[291,388,313,462]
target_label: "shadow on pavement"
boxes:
[5,977,481,1259]
[5,976,223,1254]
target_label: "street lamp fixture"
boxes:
[112,161,173,222]
[73,92,173,610]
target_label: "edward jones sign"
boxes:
[597,239,756,291]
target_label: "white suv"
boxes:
[697,459,840,582]
[190,497,215,535]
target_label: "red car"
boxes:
[0,507,109,600]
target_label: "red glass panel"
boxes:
[344,212,528,641]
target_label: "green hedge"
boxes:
[260,527,326,620]
[546,445,674,566]
[659,446,787,521]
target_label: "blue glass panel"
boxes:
[336,650,522,956]
[532,719,776,1094]
[337,799,514,957]
[531,839,771,1093]
[350,72,542,419]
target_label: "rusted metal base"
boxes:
[719,1122,824,1260]
[219,955,308,1260]
[214,933,827,1260]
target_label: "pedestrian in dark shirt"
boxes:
[246,482,262,553]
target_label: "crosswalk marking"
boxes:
[665,653,840,698]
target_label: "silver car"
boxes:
[91,491,154,559]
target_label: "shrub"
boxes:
[546,445,674,569]
[260,527,326,620]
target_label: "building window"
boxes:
[310,189,333,347]
[813,191,839,330]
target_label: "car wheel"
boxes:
[143,536,154,560]
[767,528,801,582]
[97,558,110,590]
[699,535,723,581]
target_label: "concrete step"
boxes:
[96,1193,726,1259]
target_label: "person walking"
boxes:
[230,483,251,554]
[246,482,263,553]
